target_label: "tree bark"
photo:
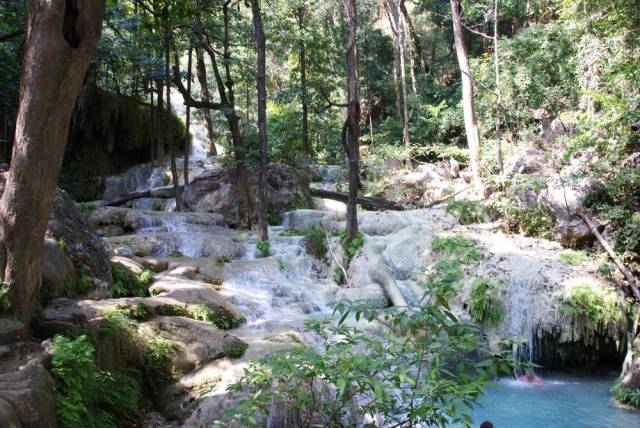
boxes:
[296,6,311,157]
[0,0,105,324]
[494,0,504,176]
[450,0,483,194]
[195,49,217,155]
[183,48,192,186]
[310,188,403,211]
[251,0,269,243]
[164,20,183,212]
[399,0,427,75]
[343,0,361,241]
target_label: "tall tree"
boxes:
[494,0,504,177]
[0,0,105,324]
[183,47,193,185]
[250,0,269,244]
[343,0,360,241]
[450,0,482,193]
[295,3,312,157]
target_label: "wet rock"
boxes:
[46,189,112,293]
[335,283,389,308]
[105,230,243,259]
[384,225,434,280]
[621,357,640,389]
[111,255,146,275]
[282,209,342,232]
[41,238,77,302]
[90,206,225,236]
[357,208,455,236]
[0,342,57,428]
[183,163,312,226]
[139,316,247,372]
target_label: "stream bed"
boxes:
[469,375,640,427]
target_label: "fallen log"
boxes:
[577,210,640,302]
[96,185,182,207]
[310,187,403,211]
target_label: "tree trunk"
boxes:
[295,5,311,157]
[184,48,192,186]
[396,1,411,168]
[450,0,483,193]
[165,25,183,212]
[156,80,165,161]
[251,0,269,243]
[0,0,105,324]
[399,0,427,75]
[494,0,504,177]
[343,0,361,241]
[195,48,217,156]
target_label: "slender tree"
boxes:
[343,0,361,241]
[494,0,504,177]
[295,4,312,157]
[0,0,105,324]
[250,0,269,244]
[450,0,483,193]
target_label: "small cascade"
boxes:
[506,277,537,375]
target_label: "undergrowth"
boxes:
[111,262,154,298]
[561,284,623,331]
[430,235,483,302]
[304,227,328,260]
[468,278,504,325]
[256,240,271,258]
[558,250,586,266]
[446,199,488,225]
[612,381,640,409]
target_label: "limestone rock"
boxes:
[41,238,77,302]
[335,283,389,308]
[46,189,112,292]
[505,148,553,176]
[183,163,312,226]
[0,343,57,428]
[0,320,26,346]
[282,209,342,232]
[139,316,247,372]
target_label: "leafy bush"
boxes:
[431,234,482,264]
[446,199,489,225]
[339,232,365,263]
[612,381,640,409]
[468,278,504,325]
[303,227,328,260]
[487,192,555,239]
[430,235,483,302]
[220,284,512,427]
[256,240,271,258]
[111,262,154,298]
[561,284,623,330]
[50,334,142,428]
[0,278,10,311]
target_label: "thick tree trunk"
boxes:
[0,0,105,324]
[165,27,183,212]
[296,5,311,157]
[251,0,269,243]
[494,0,504,176]
[450,0,483,193]
[183,48,192,186]
[195,48,217,156]
[343,0,361,241]
[310,188,403,211]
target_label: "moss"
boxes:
[561,284,624,333]
[118,302,245,330]
[468,278,504,325]
[169,250,184,258]
[340,232,365,264]
[558,250,586,265]
[431,234,482,264]
[304,227,328,260]
[229,343,249,358]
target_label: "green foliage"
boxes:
[57,239,67,253]
[256,240,271,258]
[446,199,489,225]
[168,250,184,257]
[144,336,178,385]
[50,334,142,428]
[221,283,512,427]
[76,202,97,215]
[339,232,365,263]
[74,272,94,296]
[431,234,482,264]
[303,227,328,260]
[429,235,483,302]
[487,192,555,239]
[0,277,10,311]
[558,250,586,265]
[267,211,283,226]
[217,256,232,266]
[468,278,504,325]
[111,262,154,298]
[120,302,245,330]
[612,381,640,409]
[561,284,623,330]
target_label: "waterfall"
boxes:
[506,277,537,375]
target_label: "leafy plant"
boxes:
[561,284,623,331]
[76,202,97,215]
[558,250,586,266]
[111,262,153,298]
[168,250,184,257]
[256,240,271,258]
[57,238,67,253]
[0,277,10,311]
[468,278,504,325]
[446,199,489,225]
[612,381,640,409]
[221,283,512,427]
[50,334,142,428]
[303,227,328,260]
[339,232,365,263]
[431,234,482,264]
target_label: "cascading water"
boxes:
[507,278,537,375]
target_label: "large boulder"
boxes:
[46,189,112,293]
[183,163,312,226]
[0,342,57,428]
[41,239,77,303]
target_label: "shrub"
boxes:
[303,227,328,260]
[429,235,484,303]
[431,234,482,264]
[446,199,489,225]
[256,240,271,258]
[468,278,504,325]
[50,334,142,428]
[612,381,640,409]
[111,262,154,298]
[221,284,512,427]
[339,232,365,263]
